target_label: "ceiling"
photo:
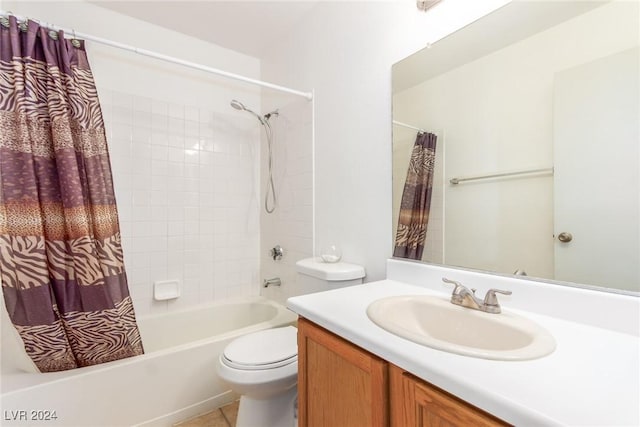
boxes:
[90,1,320,58]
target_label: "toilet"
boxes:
[217,257,365,427]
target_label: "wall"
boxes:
[4,1,264,316]
[260,0,510,282]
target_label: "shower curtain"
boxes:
[394,132,437,260]
[0,17,143,372]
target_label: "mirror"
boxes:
[392,1,639,294]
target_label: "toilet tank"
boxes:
[295,257,365,295]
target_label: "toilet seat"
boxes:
[222,326,298,371]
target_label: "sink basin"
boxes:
[366,295,555,360]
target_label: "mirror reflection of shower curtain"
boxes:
[393,132,437,260]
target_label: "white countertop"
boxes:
[287,280,640,426]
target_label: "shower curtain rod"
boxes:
[0,10,314,101]
[393,120,425,134]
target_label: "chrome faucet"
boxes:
[442,278,512,314]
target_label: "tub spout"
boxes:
[263,277,282,288]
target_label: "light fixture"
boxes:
[417,0,443,12]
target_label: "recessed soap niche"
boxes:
[154,280,181,301]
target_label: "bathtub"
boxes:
[0,296,297,426]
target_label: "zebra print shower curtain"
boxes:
[0,16,143,372]
[393,132,437,260]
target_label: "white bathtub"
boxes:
[0,296,297,426]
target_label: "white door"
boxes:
[553,47,639,291]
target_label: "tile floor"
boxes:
[174,401,239,427]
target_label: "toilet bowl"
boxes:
[217,326,298,427]
[217,259,365,426]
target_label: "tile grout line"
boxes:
[219,408,232,427]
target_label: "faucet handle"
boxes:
[442,277,467,295]
[483,289,512,306]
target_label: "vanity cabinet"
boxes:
[297,317,389,427]
[297,318,510,427]
[389,364,510,427]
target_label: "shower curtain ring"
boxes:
[71,29,81,48]
[18,17,28,32]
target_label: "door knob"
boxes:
[557,232,573,242]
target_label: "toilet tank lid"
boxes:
[296,257,365,281]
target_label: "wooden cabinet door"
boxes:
[390,364,510,427]
[297,317,389,427]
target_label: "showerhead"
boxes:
[230,99,245,111]
[230,99,264,124]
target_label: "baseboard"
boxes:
[133,390,239,427]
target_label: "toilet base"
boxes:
[236,385,297,427]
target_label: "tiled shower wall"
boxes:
[260,99,314,305]
[101,90,261,316]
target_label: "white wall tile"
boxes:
[168,133,184,148]
[169,118,184,134]
[112,92,133,109]
[151,145,168,161]
[151,160,169,177]
[184,150,200,165]
[132,126,151,144]
[168,103,184,119]
[152,100,168,116]
[112,107,132,125]
[133,97,152,113]
[130,173,152,190]
[152,115,168,132]
[103,90,262,315]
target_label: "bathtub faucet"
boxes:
[271,245,284,260]
[263,277,282,288]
